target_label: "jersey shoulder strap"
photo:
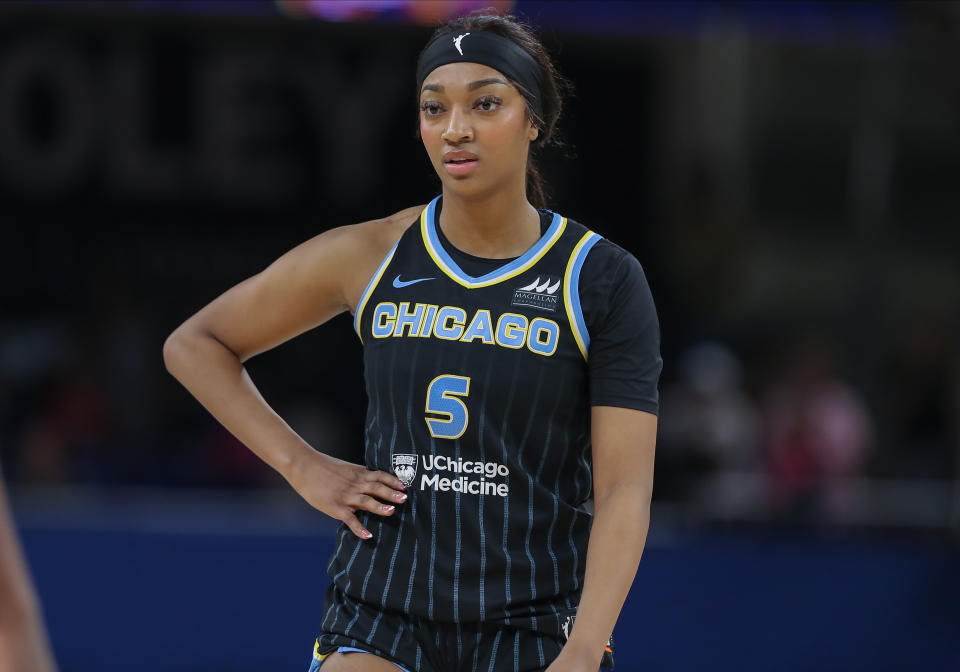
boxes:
[560,217,603,361]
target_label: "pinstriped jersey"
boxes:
[322,193,604,636]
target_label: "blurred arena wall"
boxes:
[1,1,958,670]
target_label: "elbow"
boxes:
[163,324,242,376]
[594,482,652,516]
[162,326,201,376]
[162,330,185,376]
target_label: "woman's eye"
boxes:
[421,96,502,116]
[476,96,502,111]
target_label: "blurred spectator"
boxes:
[880,312,958,479]
[19,364,114,484]
[16,419,70,484]
[658,341,760,499]
[760,334,874,523]
[190,398,352,488]
[197,423,274,488]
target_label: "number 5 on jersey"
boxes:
[425,374,471,439]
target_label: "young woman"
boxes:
[164,11,661,672]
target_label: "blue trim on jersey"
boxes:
[312,645,411,672]
[354,238,400,342]
[421,194,565,288]
[565,232,602,360]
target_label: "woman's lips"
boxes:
[444,159,478,176]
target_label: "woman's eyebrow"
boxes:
[421,78,508,94]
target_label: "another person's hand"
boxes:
[287,449,408,539]
[0,472,59,672]
[0,615,59,672]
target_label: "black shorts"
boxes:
[309,583,615,672]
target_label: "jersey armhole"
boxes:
[562,230,603,361]
[353,238,400,343]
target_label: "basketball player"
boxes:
[0,470,59,672]
[164,11,660,672]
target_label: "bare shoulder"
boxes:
[164,203,428,364]
[337,204,426,314]
[349,203,424,248]
[287,204,423,285]
[279,203,424,314]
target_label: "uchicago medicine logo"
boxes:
[392,453,510,496]
[392,454,417,488]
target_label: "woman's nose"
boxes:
[441,108,473,143]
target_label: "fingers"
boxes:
[348,493,398,518]
[368,481,409,506]
[341,511,373,540]
[338,469,411,540]
[373,469,408,492]
[354,469,407,506]
[340,493,400,541]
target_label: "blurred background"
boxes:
[1,0,958,670]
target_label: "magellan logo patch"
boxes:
[392,453,418,487]
[511,275,561,312]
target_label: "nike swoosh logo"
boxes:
[392,274,435,288]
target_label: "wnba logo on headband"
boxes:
[416,30,544,121]
[453,33,470,55]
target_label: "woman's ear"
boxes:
[528,124,539,141]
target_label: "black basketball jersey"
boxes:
[322,193,607,639]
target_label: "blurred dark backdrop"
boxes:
[1,1,958,670]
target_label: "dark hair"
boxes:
[415,8,573,209]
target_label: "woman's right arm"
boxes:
[162,207,423,539]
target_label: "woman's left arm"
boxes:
[548,405,657,671]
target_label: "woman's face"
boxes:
[419,61,538,198]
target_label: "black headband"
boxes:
[416,30,544,122]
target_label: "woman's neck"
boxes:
[438,187,542,260]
